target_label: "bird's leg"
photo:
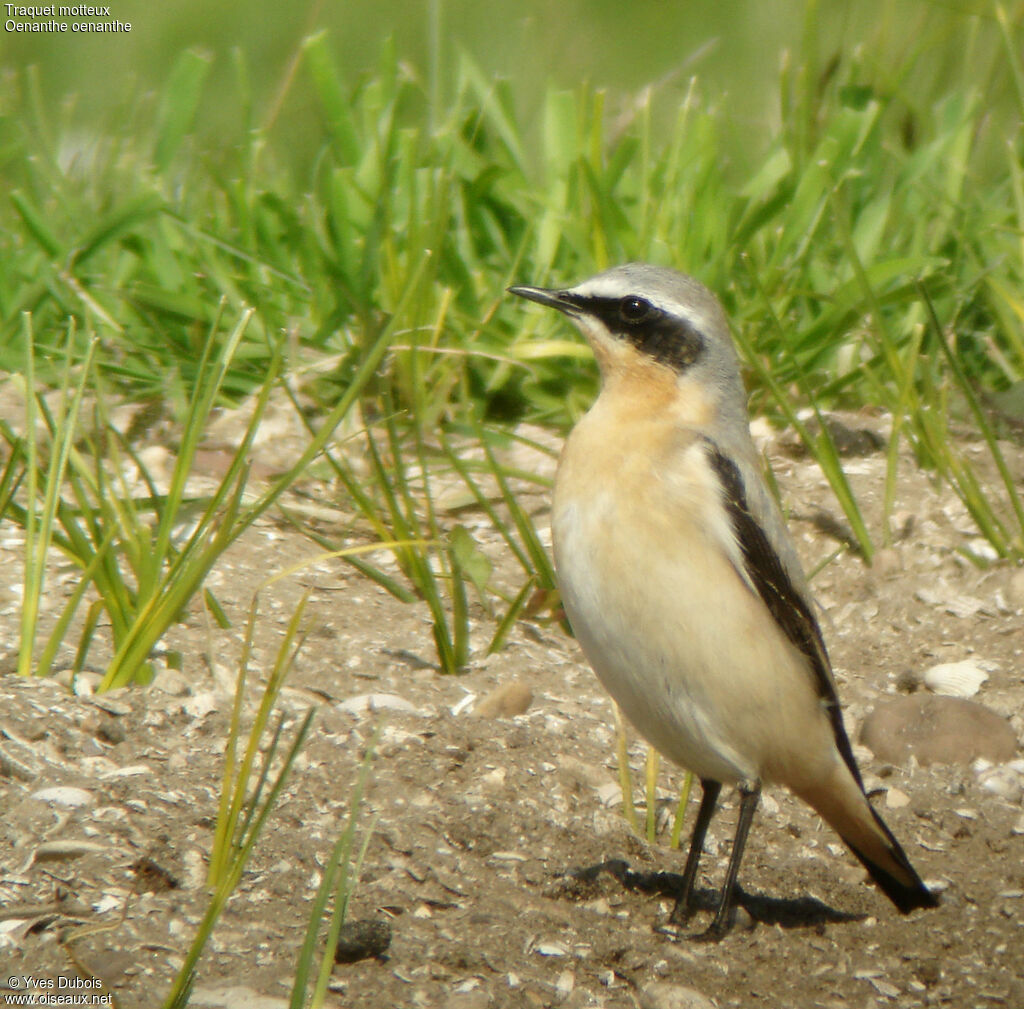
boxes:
[668,779,721,925]
[695,781,761,941]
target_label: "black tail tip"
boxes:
[856,807,942,914]
[894,883,941,914]
[873,868,941,914]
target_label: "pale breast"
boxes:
[552,403,835,788]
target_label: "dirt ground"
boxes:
[1,413,1023,1009]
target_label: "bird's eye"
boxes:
[619,296,655,324]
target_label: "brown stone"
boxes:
[860,694,1018,766]
[475,681,533,718]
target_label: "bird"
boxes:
[508,263,938,939]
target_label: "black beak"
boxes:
[507,284,579,316]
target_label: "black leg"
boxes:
[668,779,721,925]
[697,781,761,941]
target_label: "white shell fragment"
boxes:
[30,786,95,808]
[336,692,423,716]
[31,840,108,863]
[596,782,624,807]
[922,659,989,698]
[975,760,1024,803]
[534,940,569,957]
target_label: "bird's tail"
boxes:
[798,765,939,913]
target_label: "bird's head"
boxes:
[510,263,747,431]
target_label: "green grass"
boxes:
[163,593,318,1009]
[2,2,1022,686]
[5,10,1023,687]
[161,587,379,1009]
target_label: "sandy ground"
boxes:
[1,413,1023,1009]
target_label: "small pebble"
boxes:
[30,786,95,808]
[976,764,1024,803]
[639,981,717,1009]
[88,694,132,716]
[151,668,192,696]
[731,905,755,932]
[334,918,392,963]
[885,787,910,809]
[554,970,575,997]
[534,940,569,957]
[476,681,533,718]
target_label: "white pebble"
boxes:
[885,788,910,808]
[30,786,95,808]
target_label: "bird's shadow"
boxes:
[565,859,864,930]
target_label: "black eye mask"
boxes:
[565,293,705,373]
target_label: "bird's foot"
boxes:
[689,919,732,943]
[656,918,731,943]
[666,901,695,928]
[659,904,752,942]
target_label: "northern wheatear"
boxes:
[509,264,938,939]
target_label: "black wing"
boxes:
[706,443,864,788]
